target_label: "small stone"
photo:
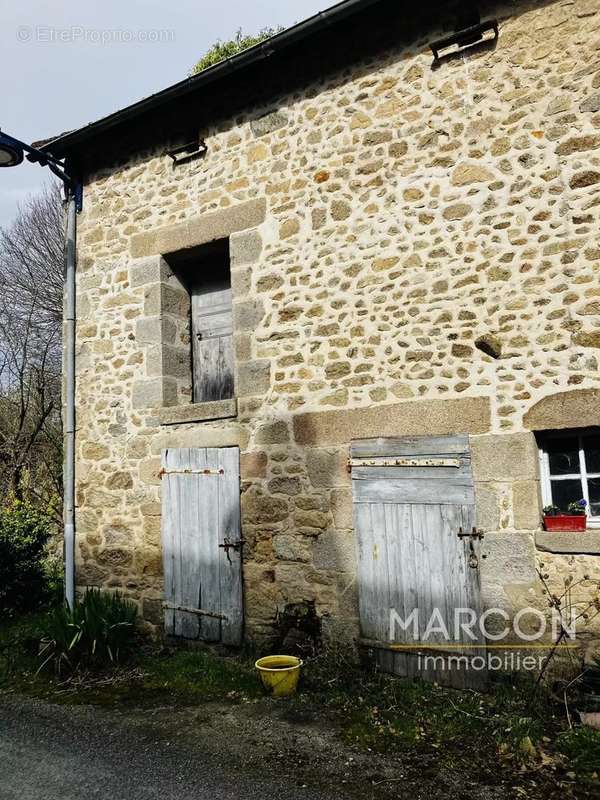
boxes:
[545,96,571,116]
[312,208,327,229]
[451,343,473,358]
[314,170,330,183]
[240,451,268,479]
[443,202,472,221]
[350,111,371,130]
[389,142,408,158]
[105,471,133,490]
[475,334,502,359]
[242,493,289,524]
[268,477,302,496]
[451,162,495,186]
[555,135,600,156]
[325,362,351,379]
[280,218,300,239]
[82,442,110,461]
[331,200,351,221]
[569,171,600,189]
[363,130,392,146]
[573,331,600,348]
[580,91,600,113]
[403,187,424,201]
[247,142,269,162]
[255,421,289,445]
[372,256,399,272]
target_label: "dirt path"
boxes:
[0,692,589,800]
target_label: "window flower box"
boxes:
[542,500,587,532]
[543,514,587,532]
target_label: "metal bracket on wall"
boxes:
[167,138,208,166]
[430,20,499,63]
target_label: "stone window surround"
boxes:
[129,198,269,419]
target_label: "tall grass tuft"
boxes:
[39,588,137,674]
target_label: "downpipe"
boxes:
[64,192,77,610]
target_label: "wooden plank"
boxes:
[351,458,471,481]
[218,447,243,646]
[195,447,221,642]
[161,449,176,636]
[178,447,202,639]
[353,477,475,505]
[351,435,469,458]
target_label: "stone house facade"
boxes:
[45,0,600,664]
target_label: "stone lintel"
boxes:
[523,389,600,431]
[535,531,600,554]
[158,399,238,426]
[293,396,491,446]
[130,198,266,258]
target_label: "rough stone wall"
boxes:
[74,0,600,652]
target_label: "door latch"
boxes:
[457,527,484,540]
[218,537,245,563]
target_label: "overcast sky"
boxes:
[0,0,328,228]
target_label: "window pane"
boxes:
[583,434,600,474]
[546,437,580,475]
[550,479,583,511]
[588,477,600,517]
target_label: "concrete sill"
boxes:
[535,531,600,555]
[159,399,237,426]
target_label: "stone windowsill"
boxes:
[159,399,238,426]
[535,530,600,555]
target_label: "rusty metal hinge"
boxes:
[159,467,225,479]
[347,457,460,473]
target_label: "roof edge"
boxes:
[43,0,381,158]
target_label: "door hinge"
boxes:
[162,602,228,621]
[347,457,460,473]
[159,467,225,478]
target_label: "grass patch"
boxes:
[0,613,260,706]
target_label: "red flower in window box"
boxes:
[543,500,587,532]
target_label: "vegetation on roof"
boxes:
[190,26,284,75]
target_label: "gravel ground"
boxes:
[0,694,343,800]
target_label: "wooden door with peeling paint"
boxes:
[161,447,243,645]
[352,435,486,690]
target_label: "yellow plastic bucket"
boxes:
[255,655,302,697]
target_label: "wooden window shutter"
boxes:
[191,281,234,403]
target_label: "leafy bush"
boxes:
[191,27,284,74]
[0,501,53,613]
[40,589,138,674]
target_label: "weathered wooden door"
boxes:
[191,281,234,403]
[161,447,242,645]
[352,435,486,689]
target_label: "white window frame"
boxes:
[538,428,600,529]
